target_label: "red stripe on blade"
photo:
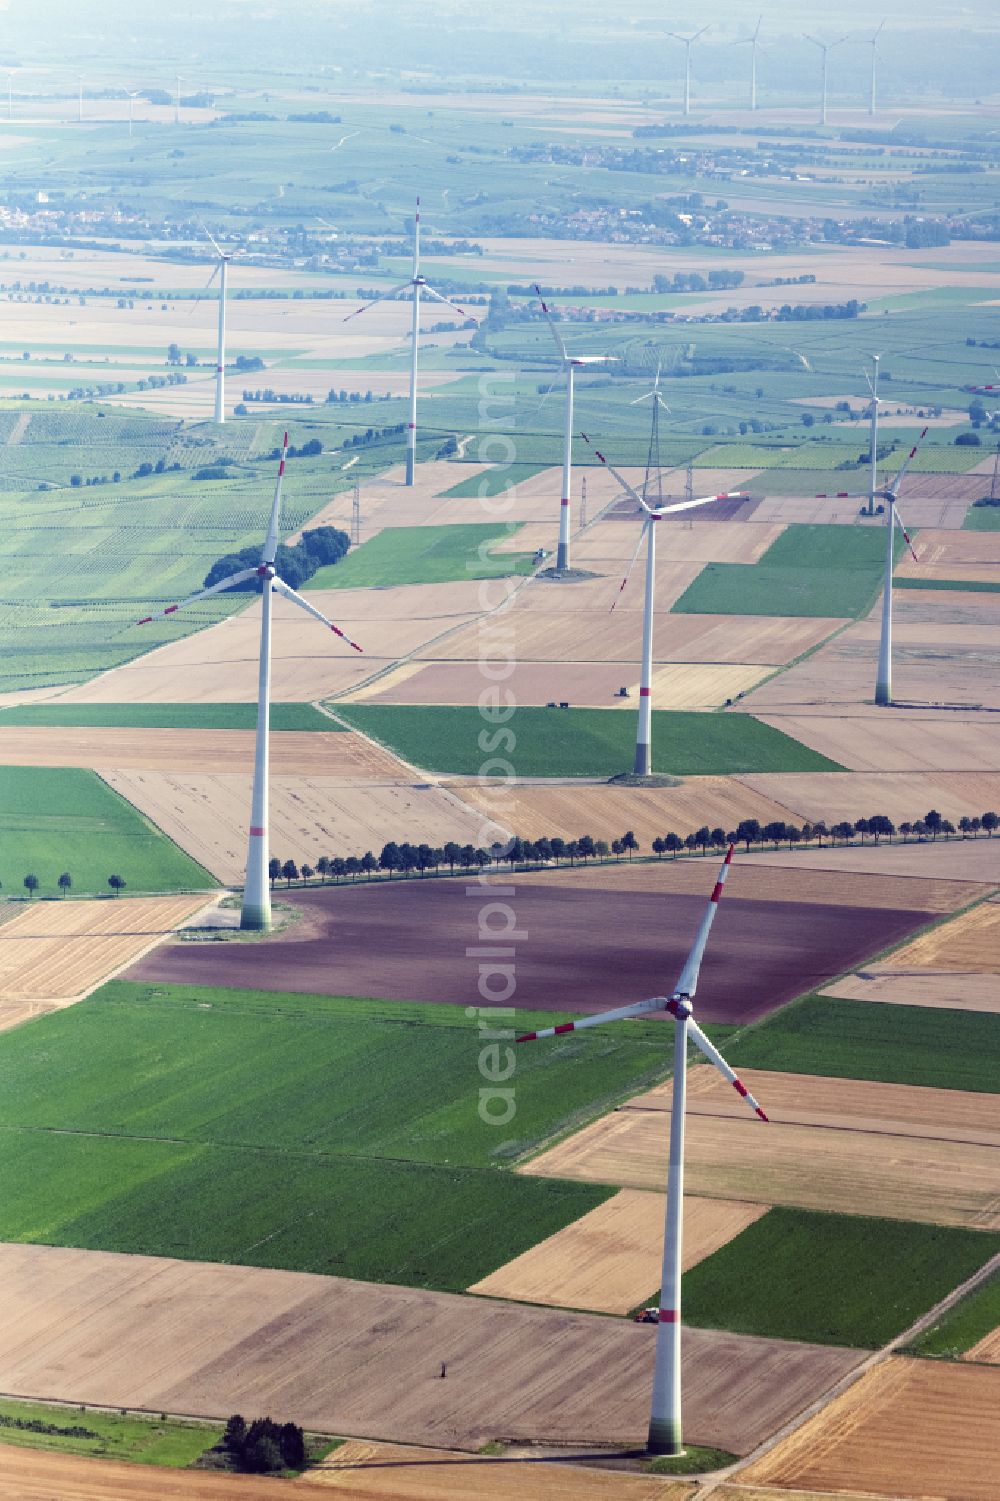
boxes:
[724,845,734,864]
[711,882,724,902]
[732,1079,749,1098]
[282,432,288,446]
[516,1032,538,1043]
[137,616,152,625]
[756,1107,769,1121]
[553,1022,575,1035]
[164,605,178,615]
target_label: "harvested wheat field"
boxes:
[0,895,209,1025]
[897,528,1000,585]
[0,1447,340,1501]
[0,727,408,778]
[104,771,502,884]
[431,610,844,667]
[823,969,999,1012]
[0,1243,860,1456]
[129,876,935,1025]
[884,900,1000,973]
[512,857,981,915]
[571,520,785,567]
[751,711,1000,772]
[469,1190,768,1314]
[522,1069,1000,1229]
[740,1357,1000,1501]
[965,1323,1000,1364]
[736,769,1000,832]
[740,838,1000,883]
[60,582,489,704]
[450,777,803,850]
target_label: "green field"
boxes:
[438,463,549,498]
[895,577,1000,594]
[731,995,1000,1094]
[307,523,534,588]
[673,1208,1000,1348]
[0,981,684,1289]
[964,504,1000,531]
[0,702,339,731]
[673,524,896,619]
[332,703,844,776]
[0,768,214,896]
[908,1272,1000,1359]
[0,1397,221,1468]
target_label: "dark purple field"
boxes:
[130,878,935,1024]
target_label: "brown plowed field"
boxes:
[736,770,1000,832]
[309,1441,694,1499]
[510,857,981,914]
[450,777,807,849]
[127,879,936,1025]
[430,610,845,667]
[104,771,497,885]
[60,582,487,704]
[468,1190,769,1313]
[752,712,1000,771]
[522,1069,1000,1229]
[0,894,209,1013]
[884,900,1000,973]
[0,727,408,778]
[740,1357,1000,1501]
[0,1243,861,1456]
[896,528,1000,585]
[739,838,1000,883]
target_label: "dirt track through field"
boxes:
[739,1357,1000,1501]
[0,1243,861,1457]
[522,1068,1000,1229]
[883,900,1000,973]
[0,895,209,1026]
[468,1191,769,1314]
[127,880,937,1026]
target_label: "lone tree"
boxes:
[108,874,126,896]
[268,857,281,887]
[281,859,298,887]
[23,873,39,898]
[58,872,72,896]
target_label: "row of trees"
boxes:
[19,874,126,897]
[266,809,998,889]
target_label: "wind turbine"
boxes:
[863,353,881,517]
[669,25,709,117]
[866,21,886,115]
[535,288,618,572]
[135,435,363,931]
[78,74,84,124]
[814,427,927,706]
[517,845,768,1455]
[733,17,764,112]
[582,434,750,775]
[199,224,237,425]
[343,199,478,487]
[127,89,140,138]
[805,34,848,126]
[175,74,184,125]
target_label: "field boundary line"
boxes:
[696,1247,1000,1497]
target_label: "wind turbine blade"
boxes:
[687,1019,768,1120]
[630,391,655,405]
[199,220,225,258]
[610,517,651,614]
[136,568,259,624]
[893,506,919,564]
[260,432,289,565]
[422,282,480,324]
[888,425,930,494]
[657,488,751,517]
[579,432,647,510]
[534,285,569,362]
[672,845,734,997]
[516,995,665,1043]
[271,577,364,653]
[342,280,413,323]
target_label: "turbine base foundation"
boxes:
[634,743,651,777]
[647,1420,683,1457]
[405,450,415,487]
[555,542,569,571]
[239,901,272,933]
[875,683,891,706]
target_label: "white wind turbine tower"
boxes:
[866,21,886,115]
[669,26,709,117]
[734,17,764,112]
[814,426,927,706]
[518,845,768,1455]
[535,287,617,572]
[344,199,478,487]
[136,435,363,930]
[127,89,140,138]
[583,433,750,776]
[198,224,237,425]
[863,353,881,518]
[805,34,848,126]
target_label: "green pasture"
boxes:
[674,1208,1000,1348]
[438,462,549,498]
[332,703,844,777]
[673,523,898,618]
[896,577,1000,594]
[0,767,214,895]
[964,504,1000,531]
[307,522,535,588]
[0,1397,221,1468]
[0,702,338,731]
[907,1273,1000,1359]
[731,995,1000,1095]
[0,980,688,1289]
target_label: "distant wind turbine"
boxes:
[137,436,363,931]
[866,20,886,115]
[77,74,84,124]
[733,16,763,112]
[805,34,848,126]
[127,89,140,138]
[199,224,240,425]
[668,25,709,117]
[344,199,479,487]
